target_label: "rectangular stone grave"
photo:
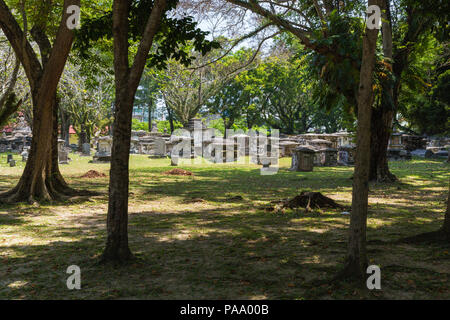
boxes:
[59,150,69,164]
[81,143,91,156]
[149,138,167,158]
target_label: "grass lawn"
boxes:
[0,153,448,299]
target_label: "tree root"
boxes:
[269,191,346,212]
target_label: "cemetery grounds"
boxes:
[0,154,448,299]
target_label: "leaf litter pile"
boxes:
[267,191,346,213]
[80,170,107,178]
[162,168,194,176]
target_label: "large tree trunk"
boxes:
[77,124,89,151]
[101,0,167,263]
[1,96,76,203]
[167,106,175,133]
[339,0,381,281]
[102,91,134,262]
[369,0,397,183]
[369,105,397,182]
[59,107,71,147]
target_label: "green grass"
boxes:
[0,153,449,299]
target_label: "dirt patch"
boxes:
[162,169,194,176]
[268,191,346,212]
[80,170,107,179]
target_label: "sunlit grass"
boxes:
[0,153,448,299]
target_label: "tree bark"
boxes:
[369,0,397,183]
[339,0,381,281]
[59,107,71,147]
[369,105,397,182]
[102,0,167,263]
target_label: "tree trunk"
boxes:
[101,0,167,263]
[442,184,450,237]
[1,96,75,202]
[369,0,397,183]
[59,107,70,147]
[148,97,153,132]
[77,124,88,151]
[102,91,134,262]
[167,106,175,133]
[369,105,397,182]
[340,0,381,281]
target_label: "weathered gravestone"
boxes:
[9,159,16,167]
[93,137,112,163]
[338,150,349,165]
[81,143,91,156]
[7,154,13,163]
[21,149,29,162]
[149,138,166,158]
[290,147,315,172]
[58,139,69,164]
[151,121,158,133]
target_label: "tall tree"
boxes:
[369,0,449,181]
[0,0,80,203]
[224,0,382,280]
[80,0,218,262]
[341,0,381,280]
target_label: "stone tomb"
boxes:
[81,143,91,156]
[58,139,69,164]
[290,146,315,172]
[21,148,29,162]
[338,145,356,165]
[149,137,167,158]
[317,147,338,166]
[93,136,112,163]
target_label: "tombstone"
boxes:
[338,150,349,165]
[290,147,315,172]
[339,145,356,164]
[149,138,167,158]
[411,149,426,158]
[151,121,158,133]
[7,154,13,163]
[21,149,29,162]
[170,150,179,166]
[9,159,16,167]
[81,143,91,156]
[57,139,69,164]
[93,137,112,163]
[320,148,338,166]
[59,150,69,164]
